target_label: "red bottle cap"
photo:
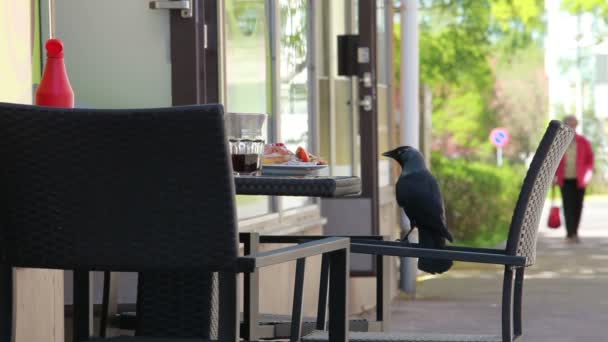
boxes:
[46,39,64,58]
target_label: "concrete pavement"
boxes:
[385,197,608,341]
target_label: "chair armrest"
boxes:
[240,232,389,331]
[352,239,507,255]
[238,237,350,272]
[239,236,351,341]
[239,232,382,245]
[351,239,525,267]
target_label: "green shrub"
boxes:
[431,154,525,247]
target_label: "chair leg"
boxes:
[328,248,349,342]
[501,267,514,342]
[375,254,383,323]
[0,265,12,342]
[243,232,260,341]
[290,258,306,342]
[513,268,524,337]
[73,270,93,341]
[100,271,119,338]
[316,254,330,331]
[218,272,239,342]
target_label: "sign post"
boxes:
[490,128,510,167]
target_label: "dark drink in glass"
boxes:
[229,138,264,175]
[231,153,261,174]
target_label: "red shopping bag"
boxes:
[548,206,561,229]
[547,185,561,229]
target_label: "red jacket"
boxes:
[556,134,594,188]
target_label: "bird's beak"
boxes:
[382,150,394,158]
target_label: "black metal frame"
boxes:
[348,239,525,342]
[23,237,350,342]
[350,240,525,266]
[240,234,388,341]
[99,233,386,340]
[237,237,351,342]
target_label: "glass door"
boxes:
[319,0,391,274]
[48,0,216,108]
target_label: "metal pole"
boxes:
[267,0,282,214]
[497,147,503,167]
[401,0,419,149]
[399,0,419,295]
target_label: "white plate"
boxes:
[261,164,328,176]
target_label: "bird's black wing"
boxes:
[396,170,453,242]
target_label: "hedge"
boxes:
[431,154,525,247]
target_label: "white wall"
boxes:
[0,2,33,104]
[53,0,172,108]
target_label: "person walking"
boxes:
[555,115,594,243]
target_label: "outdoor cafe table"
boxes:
[23,175,359,342]
[234,174,362,197]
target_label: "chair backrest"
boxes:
[505,120,574,266]
[0,102,238,273]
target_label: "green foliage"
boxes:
[431,153,525,247]
[562,0,608,17]
[394,0,545,159]
[493,45,548,160]
[561,0,608,42]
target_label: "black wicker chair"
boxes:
[104,233,385,340]
[0,102,350,342]
[238,233,388,340]
[297,120,574,342]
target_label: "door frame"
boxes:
[171,0,220,105]
[358,0,380,235]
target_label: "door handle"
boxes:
[149,0,192,18]
[360,95,372,112]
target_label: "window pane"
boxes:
[376,0,388,84]
[280,0,308,153]
[280,0,311,210]
[319,0,355,177]
[226,0,271,218]
[377,0,391,187]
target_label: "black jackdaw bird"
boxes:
[383,146,453,274]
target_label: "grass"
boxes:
[456,227,508,248]
[236,195,263,205]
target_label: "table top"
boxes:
[234,175,361,198]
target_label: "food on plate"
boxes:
[263,143,327,165]
[296,146,310,162]
[262,143,293,164]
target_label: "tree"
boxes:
[394,0,545,159]
[562,0,608,19]
[492,46,548,161]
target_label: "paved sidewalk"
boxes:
[386,197,608,341]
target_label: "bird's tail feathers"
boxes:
[418,258,453,275]
[416,228,453,274]
[445,229,454,243]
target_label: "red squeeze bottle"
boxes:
[36,39,74,108]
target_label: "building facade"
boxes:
[1,0,400,323]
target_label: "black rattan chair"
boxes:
[238,233,388,340]
[298,120,574,342]
[104,233,385,340]
[0,102,350,342]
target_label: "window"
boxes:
[225,0,271,218]
[279,0,311,209]
[224,0,314,217]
